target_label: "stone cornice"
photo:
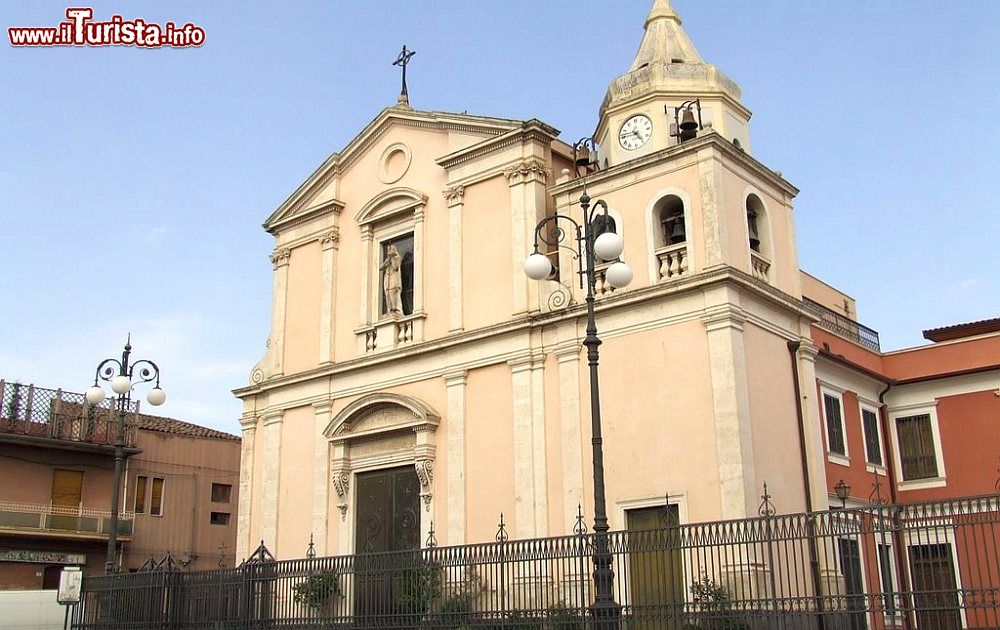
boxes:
[233,266,815,399]
[436,119,560,171]
[549,132,798,200]
[265,198,344,236]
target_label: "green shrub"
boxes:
[292,572,341,613]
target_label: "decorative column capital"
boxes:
[239,414,258,431]
[312,400,334,415]
[504,158,550,187]
[262,410,284,427]
[443,185,465,207]
[331,468,350,521]
[701,304,747,332]
[269,248,291,269]
[319,229,340,250]
[553,342,582,363]
[443,369,467,387]
[360,225,374,241]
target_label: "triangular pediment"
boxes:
[263,106,524,235]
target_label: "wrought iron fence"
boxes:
[72,493,999,629]
[0,379,138,447]
[802,299,881,353]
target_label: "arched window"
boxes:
[654,195,686,248]
[746,194,765,254]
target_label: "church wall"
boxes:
[463,363,516,543]
[587,319,725,528]
[282,242,322,375]
[743,321,808,514]
[277,405,316,558]
[462,176,514,330]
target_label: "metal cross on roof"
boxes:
[392,45,416,106]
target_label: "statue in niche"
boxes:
[380,244,402,315]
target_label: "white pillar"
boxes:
[332,442,352,555]
[236,414,257,561]
[444,186,465,332]
[412,207,425,314]
[697,149,729,269]
[444,370,467,545]
[555,343,585,534]
[529,353,549,536]
[795,340,831,510]
[260,411,284,553]
[702,302,757,519]
[509,354,536,538]
[268,249,291,376]
[312,402,333,556]
[360,226,374,326]
[318,230,340,365]
[505,159,549,316]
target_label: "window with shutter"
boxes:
[897,414,939,480]
[824,394,846,456]
[134,476,147,513]
[149,477,165,516]
[862,409,882,466]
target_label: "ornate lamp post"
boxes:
[523,138,632,627]
[834,479,851,509]
[85,337,166,573]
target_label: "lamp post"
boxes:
[523,138,632,627]
[86,337,166,573]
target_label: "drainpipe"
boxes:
[788,341,825,630]
[879,383,914,630]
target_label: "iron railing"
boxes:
[72,493,999,629]
[0,380,138,448]
[0,500,134,538]
[803,298,881,352]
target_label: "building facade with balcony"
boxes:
[0,380,242,589]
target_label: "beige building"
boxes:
[234,0,834,562]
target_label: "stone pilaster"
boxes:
[260,411,284,552]
[312,401,333,556]
[697,149,728,269]
[444,186,465,332]
[236,414,257,561]
[444,369,467,544]
[702,300,756,519]
[794,340,830,511]
[555,343,585,533]
[505,159,550,315]
[359,226,374,327]
[318,230,340,365]
[508,351,547,538]
[412,207,426,315]
[529,353,548,536]
[268,248,291,376]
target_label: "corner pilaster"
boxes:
[236,414,258,561]
[444,187,465,332]
[318,230,340,365]
[444,369,468,544]
[268,249,291,377]
[312,401,333,556]
[260,411,284,552]
[554,342,585,534]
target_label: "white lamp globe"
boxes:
[146,387,167,406]
[605,261,633,289]
[110,375,132,395]
[85,386,106,405]
[524,253,553,281]
[593,231,624,261]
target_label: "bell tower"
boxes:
[594,0,753,168]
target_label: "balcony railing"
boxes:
[0,380,138,448]
[0,500,133,538]
[803,297,881,352]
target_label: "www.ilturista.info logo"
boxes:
[8,8,205,48]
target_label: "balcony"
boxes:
[803,297,881,352]
[0,381,138,449]
[0,500,133,540]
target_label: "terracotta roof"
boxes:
[922,317,1000,343]
[134,412,240,441]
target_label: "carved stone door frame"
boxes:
[323,392,439,555]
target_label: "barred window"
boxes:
[897,414,939,480]
[862,409,882,466]
[824,394,846,456]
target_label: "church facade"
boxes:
[231,0,995,568]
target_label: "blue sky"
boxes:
[2,1,997,434]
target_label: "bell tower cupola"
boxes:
[594,0,753,167]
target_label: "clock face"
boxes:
[619,114,653,150]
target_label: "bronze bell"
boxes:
[662,212,686,245]
[748,211,761,252]
[575,146,592,168]
[679,108,698,141]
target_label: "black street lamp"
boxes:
[523,138,632,628]
[85,337,165,573]
[834,479,851,509]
